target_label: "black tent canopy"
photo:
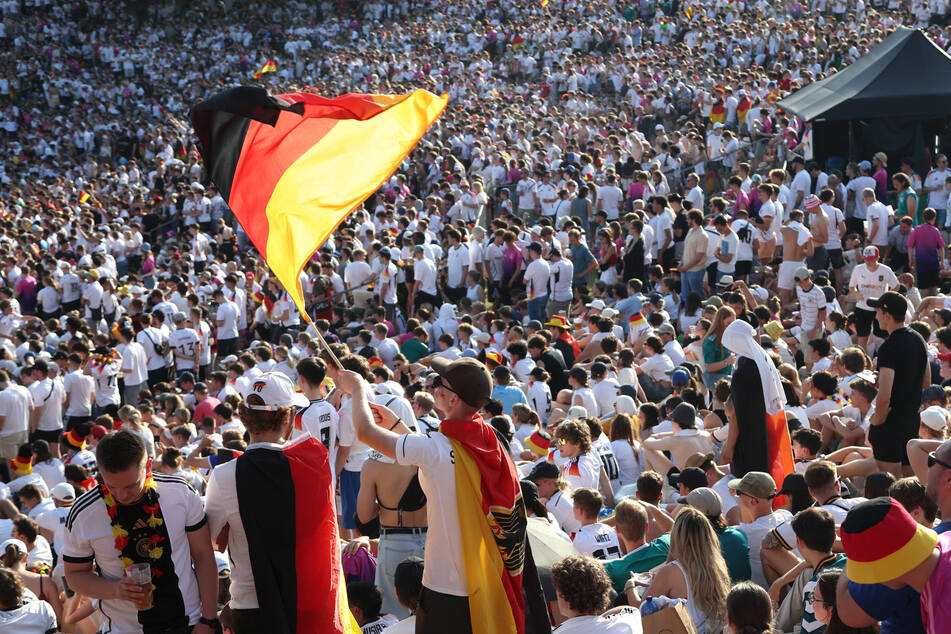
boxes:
[779,27,951,122]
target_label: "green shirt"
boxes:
[802,554,847,633]
[717,526,751,583]
[400,338,430,363]
[604,534,670,594]
[702,335,733,374]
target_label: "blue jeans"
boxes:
[528,295,549,322]
[938,208,947,230]
[681,270,706,304]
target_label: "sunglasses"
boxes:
[928,452,951,471]
[431,375,457,395]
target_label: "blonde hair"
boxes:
[668,507,730,632]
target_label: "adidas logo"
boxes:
[131,518,149,531]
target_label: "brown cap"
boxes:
[684,452,715,469]
[431,357,492,409]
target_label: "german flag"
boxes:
[79,191,90,203]
[766,410,795,510]
[190,86,447,318]
[252,59,277,79]
[629,312,646,327]
[234,435,359,633]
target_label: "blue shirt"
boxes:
[491,384,528,415]
[848,582,924,634]
[936,520,951,534]
[569,244,595,283]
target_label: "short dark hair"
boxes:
[297,357,328,386]
[572,487,603,519]
[890,477,938,524]
[791,507,836,553]
[791,428,821,456]
[636,470,664,504]
[346,581,382,622]
[96,430,148,473]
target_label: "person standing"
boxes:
[444,229,470,303]
[720,320,791,482]
[0,369,32,461]
[868,291,930,477]
[923,154,950,229]
[61,430,219,634]
[524,243,550,323]
[848,245,900,349]
[205,372,352,634]
[546,248,573,319]
[28,360,65,458]
[680,210,709,303]
[907,207,946,297]
[334,358,548,634]
[793,267,827,355]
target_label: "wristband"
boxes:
[389,417,403,431]
[199,616,219,627]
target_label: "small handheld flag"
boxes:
[252,59,277,79]
[190,86,447,321]
[79,191,90,203]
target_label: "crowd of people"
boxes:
[4,0,951,633]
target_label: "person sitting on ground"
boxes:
[570,488,621,561]
[602,499,672,595]
[0,566,58,634]
[726,581,773,634]
[551,554,642,633]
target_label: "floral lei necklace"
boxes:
[101,472,168,574]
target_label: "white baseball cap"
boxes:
[0,539,27,557]
[243,372,308,410]
[51,482,77,502]
[920,406,948,433]
[586,299,606,311]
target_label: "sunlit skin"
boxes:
[101,459,150,506]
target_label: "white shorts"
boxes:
[778,260,805,291]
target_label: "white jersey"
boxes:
[572,522,621,561]
[60,475,207,633]
[291,398,345,484]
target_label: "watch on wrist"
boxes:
[199,616,219,627]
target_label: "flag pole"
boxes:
[304,315,343,370]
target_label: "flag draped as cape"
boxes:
[234,436,358,633]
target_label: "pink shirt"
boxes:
[921,531,951,634]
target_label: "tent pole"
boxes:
[848,120,854,163]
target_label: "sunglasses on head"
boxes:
[928,452,951,470]
[432,375,457,394]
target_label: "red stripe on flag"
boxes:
[230,116,338,260]
[284,437,347,633]
[766,410,795,509]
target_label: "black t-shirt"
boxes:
[877,326,928,425]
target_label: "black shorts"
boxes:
[852,307,887,338]
[868,420,916,465]
[918,268,940,289]
[65,416,91,432]
[828,248,845,269]
[706,262,718,288]
[735,260,753,277]
[30,428,63,444]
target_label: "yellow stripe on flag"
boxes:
[447,438,518,634]
[263,90,447,317]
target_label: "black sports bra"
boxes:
[378,472,427,526]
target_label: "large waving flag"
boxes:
[234,435,359,633]
[190,86,447,317]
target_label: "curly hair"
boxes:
[0,568,23,611]
[551,555,610,615]
[555,419,592,454]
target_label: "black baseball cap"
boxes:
[431,357,492,409]
[527,461,560,482]
[867,291,907,320]
[671,467,707,491]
